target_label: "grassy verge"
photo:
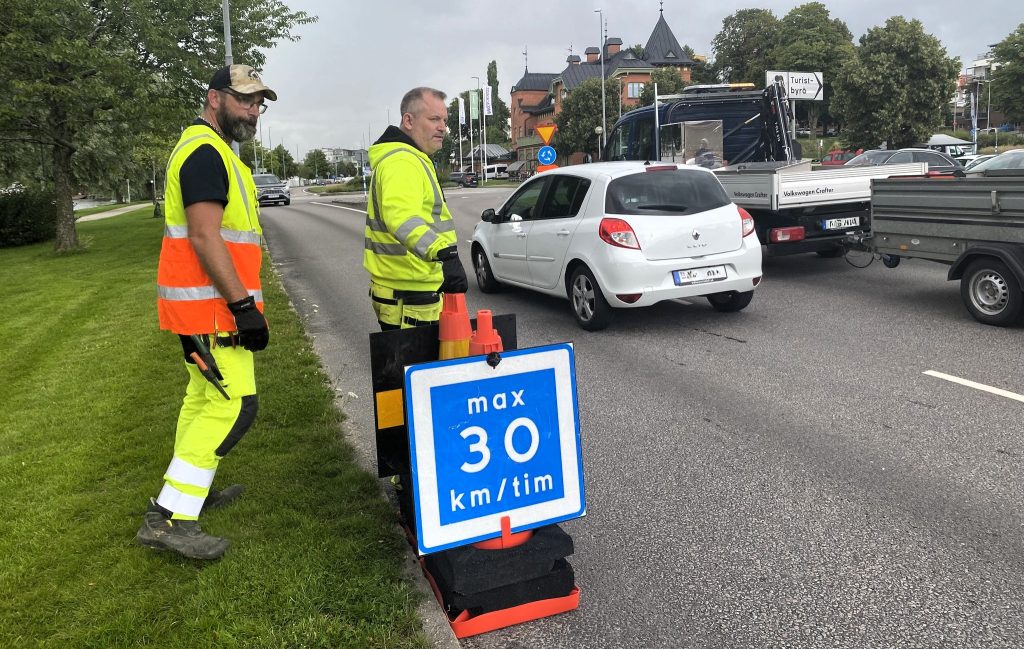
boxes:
[0,208,427,648]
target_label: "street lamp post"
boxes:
[595,9,606,150]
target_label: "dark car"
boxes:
[448,171,478,187]
[845,148,963,175]
[253,173,290,206]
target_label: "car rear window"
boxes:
[605,169,730,216]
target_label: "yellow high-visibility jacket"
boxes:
[363,132,456,292]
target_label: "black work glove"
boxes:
[436,246,469,294]
[227,295,270,352]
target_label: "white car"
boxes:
[471,162,763,330]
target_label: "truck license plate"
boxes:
[673,265,727,286]
[823,216,860,230]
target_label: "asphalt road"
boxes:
[261,187,1024,649]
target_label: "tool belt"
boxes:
[370,289,440,306]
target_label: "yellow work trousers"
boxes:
[156,340,258,520]
[369,282,442,330]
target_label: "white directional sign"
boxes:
[404,343,586,555]
[766,70,824,101]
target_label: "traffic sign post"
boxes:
[537,145,556,166]
[766,70,824,101]
[405,343,585,555]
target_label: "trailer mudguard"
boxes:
[948,243,1024,282]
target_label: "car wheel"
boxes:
[706,290,754,312]
[960,258,1024,326]
[569,266,612,331]
[472,245,501,293]
[284,198,291,206]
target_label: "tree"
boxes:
[712,9,781,84]
[638,67,689,106]
[990,23,1024,125]
[485,61,511,143]
[773,3,855,136]
[302,149,329,180]
[832,17,958,149]
[681,45,719,85]
[270,145,296,179]
[553,77,620,159]
[0,0,315,252]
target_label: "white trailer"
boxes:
[712,161,928,256]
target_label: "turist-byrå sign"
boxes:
[404,343,586,555]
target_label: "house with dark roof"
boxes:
[509,6,696,170]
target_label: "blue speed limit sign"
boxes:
[404,343,585,555]
[537,145,557,166]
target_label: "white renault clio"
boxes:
[471,161,763,330]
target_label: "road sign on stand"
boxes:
[766,70,824,101]
[535,124,557,145]
[405,343,585,555]
[537,146,557,166]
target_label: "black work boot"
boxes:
[202,484,245,511]
[136,511,229,560]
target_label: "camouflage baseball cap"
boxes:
[208,64,277,101]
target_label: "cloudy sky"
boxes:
[255,0,1017,159]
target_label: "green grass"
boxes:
[74,200,151,218]
[0,208,427,649]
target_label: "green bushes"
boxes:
[0,186,57,248]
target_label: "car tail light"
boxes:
[769,226,805,243]
[739,207,755,237]
[599,218,640,250]
[616,293,642,303]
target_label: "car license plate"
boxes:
[673,265,727,286]
[823,216,860,230]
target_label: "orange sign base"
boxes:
[536,164,558,173]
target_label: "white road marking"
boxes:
[923,370,1024,404]
[311,201,366,214]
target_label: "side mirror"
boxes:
[480,208,496,223]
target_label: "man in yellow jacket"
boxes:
[363,87,468,330]
[138,65,275,560]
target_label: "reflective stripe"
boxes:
[164,225,261,245]
[364,239,408,256]
[394,216,428,242]
[220,228,262,244]
[158,286,264,302]
[366,217,388,233]
[227,157,253,222]
[413,230,438,258]
[412,156,444,220]
[165,456,216,488]
[156,483,206,518]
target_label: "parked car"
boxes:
[818,149,859,166]
[845,148,963,175]
[448,171,478,187]
[471,162,763,330]
[964,149,1024,175]
[253,173,290,206]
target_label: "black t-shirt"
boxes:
[179,119,229,207]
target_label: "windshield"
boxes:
[605,169,730,216]
[966,150,1024,173]
[845,150,892,166]
[253,174,282,186]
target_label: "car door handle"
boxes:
[557,229,570,236]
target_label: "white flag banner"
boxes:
[483,85,493,116]
[458,97,466,125]
[470,91,479,119]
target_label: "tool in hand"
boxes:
[189,334,230,400]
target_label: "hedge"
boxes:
[0,186,57,248]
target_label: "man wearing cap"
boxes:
[363,86,468,331]
[137,64,276,560]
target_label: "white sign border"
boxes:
[405,343,585,555]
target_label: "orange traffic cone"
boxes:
[438,293,472,360]
[469,309,503,356]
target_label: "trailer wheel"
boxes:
[881,254,901,268]
[960,258,1024,326]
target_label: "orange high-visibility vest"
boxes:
[157,124,263,334]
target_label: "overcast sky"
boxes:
[254,0,1017,160]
